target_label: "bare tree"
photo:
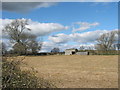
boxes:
[3,19,30,44]
[12,42,26,55]
[51,48,60,54]
[95,31,117,51]
[115,44,120,50]
[79,46,85,50]
[87,46,94,50]
[12,33,42,55]
[3,19,42,55]
[27,40,42,54]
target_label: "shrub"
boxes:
[2,56,55,88]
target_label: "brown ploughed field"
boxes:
[22,55,118,88]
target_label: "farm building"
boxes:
[76,52,89,55]
[65,48,89,55]
[65,49,78,55]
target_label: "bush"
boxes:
[2,56,55,88]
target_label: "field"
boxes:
[22,55,118,88]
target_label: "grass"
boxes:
[22,55,118,88]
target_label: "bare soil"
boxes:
[22,55,118,88]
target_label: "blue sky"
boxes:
[1,2,118,52]
[2,2,118,27]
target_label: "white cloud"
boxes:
[70,30,109,43]
[48,29,113,44]
[48,33,71,44]
[1,18,118,52]
[72,22,99,32]
[40,41,60,52]
[40,41,75,52]
[2,38,13,51]
[0,18,68,38]
[26,20,68,36]
[41,29,117,52]
[0,18,13,30]
[2,2,57,13]
[0,19,13,38]
[40,41,76,52]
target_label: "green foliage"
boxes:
[2,56,55,88]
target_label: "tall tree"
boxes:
[3,19,42,55]
[3,19,30,44]
[95,31,117,50]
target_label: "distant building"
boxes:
[65,48,78,55]
[76,52,89,55]
[65,48,89,55]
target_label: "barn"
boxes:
[65,48,89,55]
[65,49,78,55]
[76,52,89,55]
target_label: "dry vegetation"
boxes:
[22,55,118,88]
[2,56,55,88]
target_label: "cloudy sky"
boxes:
[1,1,118,52]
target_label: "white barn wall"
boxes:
[65,49,89,55]
[65,51,72,55]
[65,49,77,55]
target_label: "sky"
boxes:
[1,2,118,52]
